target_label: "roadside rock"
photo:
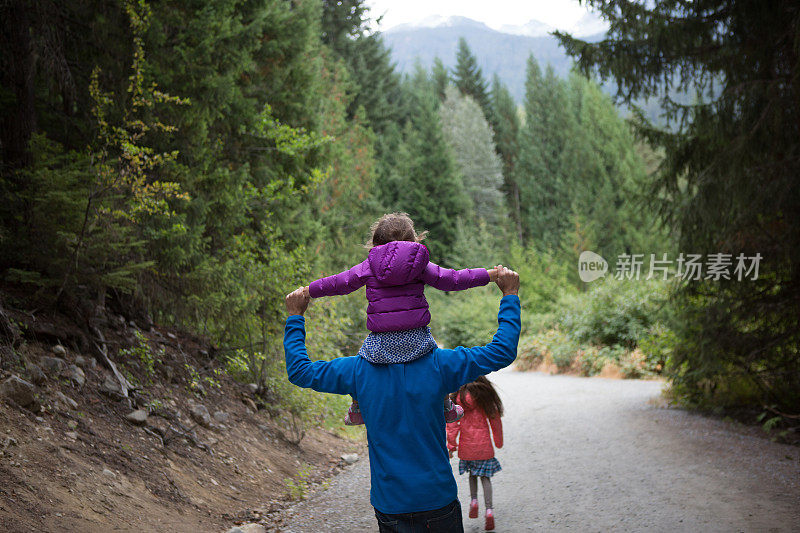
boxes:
[26,363,46,385]
[101,375,122,395]
[341,453,359,465]
[213,410,230,423]
[1,375,37,408]
[39,356,66,376]
[227,524,266,533]
[189,403,212,428]
[52,344,67,356]
[65,431,78,440]
[67,365,86,387]
[74,355,97,370]
[125,409,148,426]
[55,391,78,410]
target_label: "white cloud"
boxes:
[365,0,607,34]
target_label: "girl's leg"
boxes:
[481,476,495,530]
[479,476,493,509]
[469,474,478,500]
[468,474,479,518]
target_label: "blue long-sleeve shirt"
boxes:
[283,294,521,514]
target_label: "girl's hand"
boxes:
[302,285,310,298]
[488,268,499,282]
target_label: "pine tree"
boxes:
[516,56,574,248]
[490,75,523,242]
[452,38,491,120]
[431,57,449,102]
[320,0,401,137]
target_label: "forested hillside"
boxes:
[0,0,797,457]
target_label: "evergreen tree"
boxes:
[321,0,368,50]
[431,57,449,102]
[452,38,491,119]
[490,75,523,242]
[312,54,379,269]
[320,0,401,137]
[516,56,574,248]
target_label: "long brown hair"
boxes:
[453,376,503,418]
[367,212,428,248]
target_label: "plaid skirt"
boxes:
[458,458,502,478]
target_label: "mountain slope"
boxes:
[382,18,604,101]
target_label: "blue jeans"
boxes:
[374,500,463,533]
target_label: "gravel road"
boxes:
[276,369,800,532]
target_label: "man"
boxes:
[283,265,520,532]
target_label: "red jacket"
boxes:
[446,392,503,460]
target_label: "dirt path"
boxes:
[274,368,800,532]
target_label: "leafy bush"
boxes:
[618,349,652,379]
[284,463,314,500]
[514,335,546,371]
[638,323,676,373]
[119,330,163,381]
[515,328,579,371]
[558,279,667,348]
[576,345,620,376]
[549,331,581,369]
[516,279,674,378]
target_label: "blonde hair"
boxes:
[367,212,428,247]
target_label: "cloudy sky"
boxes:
[364,0,608,33]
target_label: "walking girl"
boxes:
[447,376,504,531]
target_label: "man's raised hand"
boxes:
[285,286,311,316]
[494,265,520,296]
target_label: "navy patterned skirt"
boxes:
[458,458,502,478]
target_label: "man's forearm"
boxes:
[284,315,311,387]
[283,316,356,395]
